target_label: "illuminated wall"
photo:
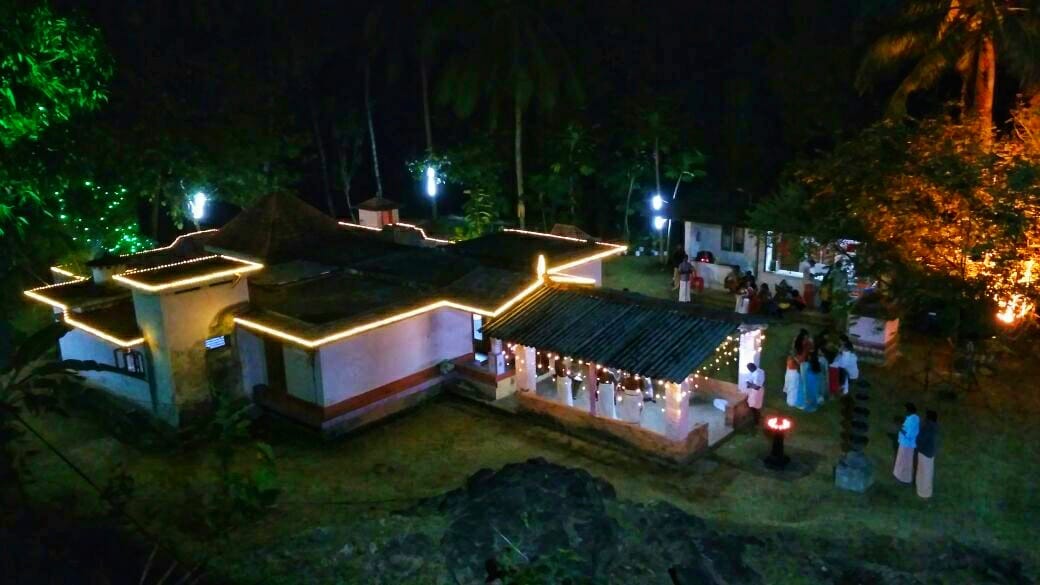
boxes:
[316,306,472,408]
[57,328,154,414]
[560,259,603,286]
[133,278,250,425]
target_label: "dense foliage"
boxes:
[751,112,1040,328]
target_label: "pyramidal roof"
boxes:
[205,192,347,263]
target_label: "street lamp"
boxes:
[188,191,207,230]
[651,193,663,211]
[425,165,438,219]
[653,216,666,230]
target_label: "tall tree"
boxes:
[0,3,111,233]
[857,0,1040,143]
[437,0,583,228]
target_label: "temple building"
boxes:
[26,192,766,461]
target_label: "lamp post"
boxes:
[665,171,695,258]
[650,193,666,258]
[425,165,438,220]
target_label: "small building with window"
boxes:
[670,188,827,291]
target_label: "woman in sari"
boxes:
[803,350,823,412]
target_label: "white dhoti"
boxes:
[893,445,914,484]
[679,281,690,303]
[915,453,934,498]
[784,369,800,407]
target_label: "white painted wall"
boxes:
[359,208,399,229]
[684,221,807,290]
[133,278,250,425]
[317,307,472,407]
[58,328,155,413]
[560,259,602,286]
[284,345,322,403]
[236,328,267,397]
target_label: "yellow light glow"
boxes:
[50,266,81,279]
[393,222,455,244]
[23,277,90,310]
[996,259,1035,325]
[113,255,264,292]
[63,312,144,348]
[235,279,545,348]
[338,221,383,232]
[547,245,628,274]
[548,273,597,285]
[119,229,218,258]
[338,220,455,244]
[537,254,547,278]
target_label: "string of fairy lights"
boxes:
[502,332,752,410]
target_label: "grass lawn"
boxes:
[13,255,1040,582]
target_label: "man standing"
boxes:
[799,258,817,309]
[677,254,694,303]
[915,410,939,498]
[893,402,920,484]
[744,363,765,424]
[669,245,685,290]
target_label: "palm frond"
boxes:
[885,48,953,118]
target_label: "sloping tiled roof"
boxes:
[66,299,143,345]
[447,230,607,273]
[484,284,762,382]
[357,196,400,211]
[205,192,355,263]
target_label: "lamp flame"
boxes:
[766,416,792,432]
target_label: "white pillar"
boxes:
[515,345,537,392]
[586,363,598,416]
[663,381,692,441]
[556,374,573,406]
[737,327,764,397]
[489,338,506,375]
[618,379,643,423]
[598,381,617,419]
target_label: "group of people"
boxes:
[782,330,859,411]
[893,403,940,498]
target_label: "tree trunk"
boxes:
[654,137,664,259]
[421,54,434,154]
[974,35,996,149]
[309,99,335,216]
[665,173,684,256]
[365,59,383,197]
[150,172,165,241]
[622,174,636,242]
[421,54,438,221]
[515,99,526,229]
[338,143,357,223]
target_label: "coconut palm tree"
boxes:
[436,1,582,228]
[857,0,1040,143]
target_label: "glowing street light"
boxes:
[425,166,437,197]
[188,191,208,231]
[651,193,663,211]
[653,216,666,231]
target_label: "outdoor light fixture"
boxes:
[764,415,793,470]
[653,216,666,231]
[425,166,437,197]
[189,191,208,221]
[651,194,663,211]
